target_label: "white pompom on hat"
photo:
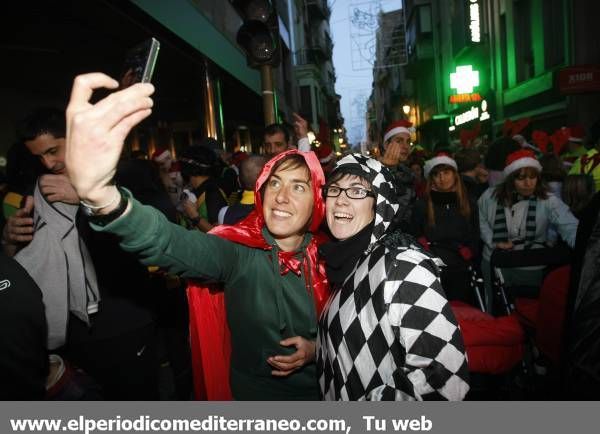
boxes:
[424,153,458,178]
[568,125,585,143]
[383,119,413,144]
[152,147,171,164]
[503,149,542,177]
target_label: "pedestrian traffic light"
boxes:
[230,0,280,68]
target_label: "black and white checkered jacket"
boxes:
[317,154,470,401]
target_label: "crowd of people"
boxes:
[1,72,599,400]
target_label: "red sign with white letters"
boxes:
[558,66,600,94]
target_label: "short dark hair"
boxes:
[562,174,595,215]
[260,154,310,197]
[540,153,566,183]
[239,155,268,191]
[264,123,290,143]
[16,107,65,141]
[326,170,371,190]
[484,137,520,171]
[455,148,482,173]
[179,145,219,181]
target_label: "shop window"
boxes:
[514,0,534,82]
[544,0,565,68]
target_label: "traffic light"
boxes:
[230,0,280,68]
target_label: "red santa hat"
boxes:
[568,125,585,143]
[151,147,171,163]
[503,149,541,177]
[383,120,413,144]
[423,153,458,178]
[315,144,335,164]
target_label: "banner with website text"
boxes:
[1,402,596,434]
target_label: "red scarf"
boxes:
[187,150,329,400]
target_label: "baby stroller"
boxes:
[488,244,572,398]
[423,240,537,398]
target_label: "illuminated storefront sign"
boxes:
[453,99,490,126]
[469,0,481,43]
[449,93,482,104]
[454,107,479,126]
[450,65,480,94]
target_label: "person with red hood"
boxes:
[63,73,329,400]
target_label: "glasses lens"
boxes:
[325,186,340,197]
[347,188,365,199]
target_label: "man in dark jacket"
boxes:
[0,251,48,399]
[378,120,416,230]
[2,108,159,399]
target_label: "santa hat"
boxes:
[315,144,335,164]
[231,151,249,168]
[383,120,413,144]
[569,125,585,143]
[152,147,171,163]
[503,149,541,177]
[423,153,458,178]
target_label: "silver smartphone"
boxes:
[119,37,160,88]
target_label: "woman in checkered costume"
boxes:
[317,153,470,400]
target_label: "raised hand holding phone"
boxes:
[65,73,155,208]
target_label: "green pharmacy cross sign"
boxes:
[450,65,480,94]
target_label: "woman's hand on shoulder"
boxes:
[267,336,315,377]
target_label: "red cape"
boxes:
[186,150,329,400]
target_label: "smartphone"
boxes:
[118,37,160,88]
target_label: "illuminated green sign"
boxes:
[453,99,490,126]
[469,0,481,43]
[450,65,480,94]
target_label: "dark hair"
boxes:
[455,148,483,173]
[562,174,595,215]
[484,137,520,171]
[179,145,219,181]
[130,150,148,160]
[5,141,43,194]
[270,154,308,177]
[494,167,548,206]
[540,153,566,183]
[326,170,372,189]
[16,107,65,141]
[425,165,471,226]
[240,155,268,191]
[433,141,451,154]
[264,123,290,143]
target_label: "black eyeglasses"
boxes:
[323,186,375,199]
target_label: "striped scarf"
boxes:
[492,195,537,247]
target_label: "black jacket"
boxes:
[564,192,600,398]
[0,252,48,399]
[409,191,480,267]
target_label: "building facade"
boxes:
[292,0,343,151]
[0,0,341,161]
[369,0,600,150]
